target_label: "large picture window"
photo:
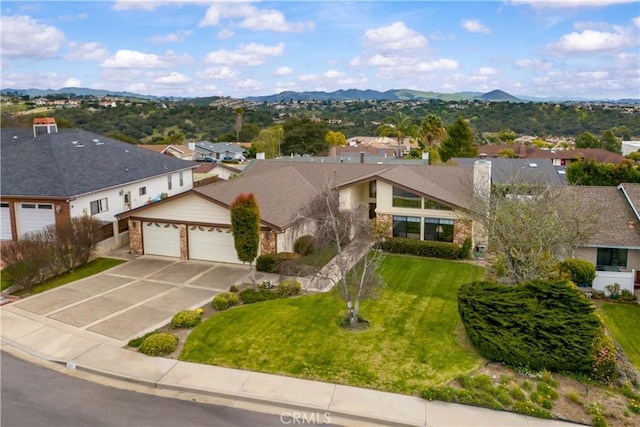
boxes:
[423,218,454,242]
[393,216,421,239]
[392,187,421,208]
[423,199,451,210]
[90,198,108,215]
[596,248,628,269]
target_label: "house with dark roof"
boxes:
[0,119,196,254]
[186,141,247,161]
[117,160,487,263]
[476,144,626,165]
[138,144,196,161]
[571,183,640,293]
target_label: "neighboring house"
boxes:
[0,119,196,255]
[476,144,626,165]
[118,160,488,263]
[139,144,195,161]
[345,136,411,157]
[453,158,567,185]
[187,141,247,161]
[622,140,640,156]
[571,183,640,293]
[193,162,242,181]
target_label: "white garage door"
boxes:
[1,203,12,240]
[17,203,55,237]
[188,226,241,264]
[143,222,180,257]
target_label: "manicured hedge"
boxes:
[212,292,240,310]
[293,235,314,256]
[171,309,201,328]
[559,259,596,286]
[256,252,300,273]
[381,238,462,259]
[138,332,179,356]
[458,280,602,373]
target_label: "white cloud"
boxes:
[575,71,609,79]
[63,78,82,87]
[508,0,637,9]
[101,50,171,68]
[549,28,636,53]
[113,0,211,12]
[633,16,640,28]
[199,3,314,32]
[151,72,190,84]
[274,66,293,76]
[364,22,427,51]
[148,30,192,43]
[65,42,108,61]
[197,66,239,80]
[478,67,499,76]
[515,59,553,71]
[204,42,284,66]
[415,58,458,72]
[461,19,491,34]
[235,78,261,90]
[217,28,235,39]
[1,15,65,58]
[368,54,395,66]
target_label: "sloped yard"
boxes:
[180,255,485,394]
[598,301,640,368]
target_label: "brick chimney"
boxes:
[33,117,58,137]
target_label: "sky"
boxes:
[1,0,639,100]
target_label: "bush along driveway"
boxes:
[180,255,485,395]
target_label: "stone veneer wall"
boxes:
[374,214,393,241]
[260,230,276,255]
[453,219,473,246]
[179,224,188,260]
[129,219,143,255]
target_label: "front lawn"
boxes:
[13,258,126,296]
[180,255,485,394]
[598,301,640,368]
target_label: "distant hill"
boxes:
[0,87,161,100]
[479,89,521,102]
[244,88,508,102]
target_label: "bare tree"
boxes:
[468,169,598,284]
[295,185,384,328]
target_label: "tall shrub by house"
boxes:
[230,193,260,291]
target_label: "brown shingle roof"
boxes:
[620,183,640,221]
[571,186,640,248]
[477,145,626,164]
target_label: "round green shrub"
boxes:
[277,280,302,297]
[229,284,239,293]
[559,259,596,286]
[212,292,240,310]
[293,235,314,256]
[171,310,201,328]
[138,332,178,356]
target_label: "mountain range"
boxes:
[1,87,637,104]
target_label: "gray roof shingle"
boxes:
[1,128,195,198]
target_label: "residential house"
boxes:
[622,141,640,156]
[453,158,567,185]
[0,119,196,255]
[139,144,196,161]
[187,141,247,161]
[193,162,243,181]
[571,183,640,294]
[118,160,487,263]
[476,144,626,166]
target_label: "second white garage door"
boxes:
[143,222,180,257]
[188,226,241,264]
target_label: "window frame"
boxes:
[139,187,147,196]
[179,171,184,187]
[596,248,628,269]
[167,175,173,191]
[423,218,455,243]
[392,215,421,239]
[392,187,421,209]
[90,198,108,216]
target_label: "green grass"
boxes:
[181,255,485,394]
[598,301,640,368]
[299,244,338,269]
[1,274,13,292]
[13,258,126,296]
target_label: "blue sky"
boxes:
[1,1,639,99]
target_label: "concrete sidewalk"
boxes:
[1,307,580,427]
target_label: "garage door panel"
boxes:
[18,203,55,237]
[143,222,180,257]
[188,226,240,264]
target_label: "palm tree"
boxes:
[419,113,446,150]
[376,110,418,157]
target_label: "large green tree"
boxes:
[600,129,621,154]
[230,193,261,290]
[419,113,446,149]
[377,110,418,155]
[567,159,640,186]
[325,130,347,147]
[281,117,329,155]
[575,131,600,149]
[439,117,477,162]
[252,125,283,158]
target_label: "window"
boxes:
[90,198,108,215]
[179,171,184,187]
[392,216,421,239]
[139,187,146,196]
[392,187,421,208]
[38,204,52,209]
[423,199,451,211]
[597,248,628,269]
[424,218,454,242]
[368,181,377,198]
[21,204,36,209]
[167,175,173,191]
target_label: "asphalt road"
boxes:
[0,352,299,427]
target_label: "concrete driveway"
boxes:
[9,256,259,342]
